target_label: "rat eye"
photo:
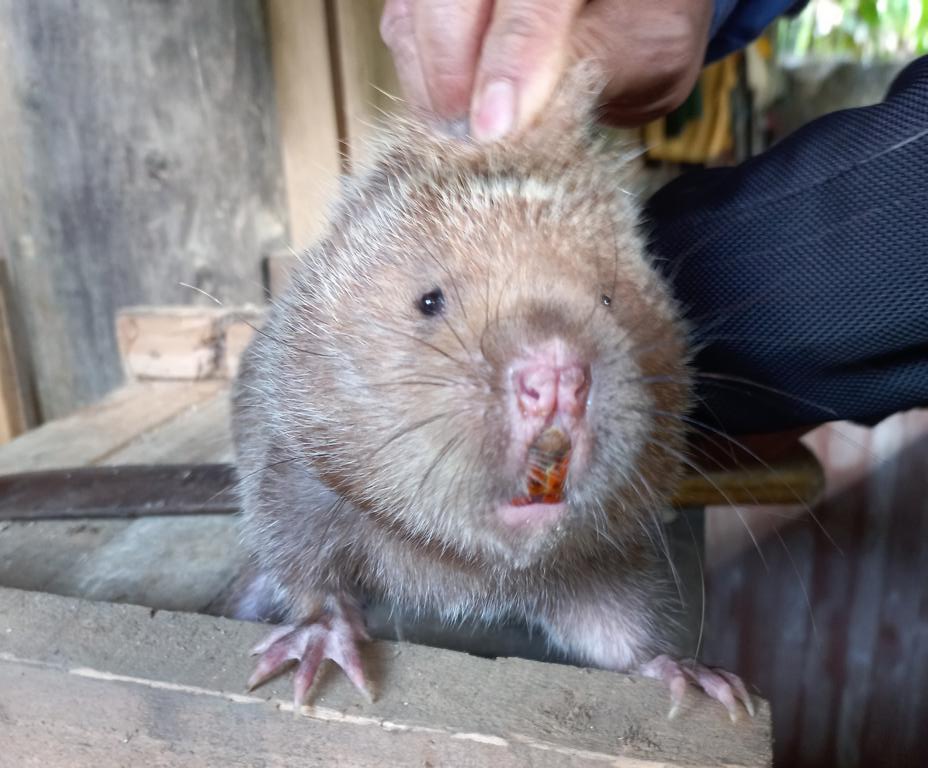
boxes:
[601,294,612,307]
[417,288,445,317]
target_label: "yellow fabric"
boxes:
[643,53,741,164]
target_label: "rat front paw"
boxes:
[639,655,755,722]
[247,599,371,707]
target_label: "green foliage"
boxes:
[776,0,927,60]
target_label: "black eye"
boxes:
[601,294,612,307]
[417,288,445,316]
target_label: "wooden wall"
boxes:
[0,0,288,420]
[0,0,400,425]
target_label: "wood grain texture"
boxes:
[0,587,772,767]
[0,381,222,474]
[117,306,262,381]
[0,260,29,442]
[703,411,928,768]
[0,384,239,614]
[266,0,343,249]
[0,0,286,419]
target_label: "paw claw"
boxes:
[247,600,369,706]
[292,640,326,708]
[640,655,753,721]
[250,624,295,656]
[717,668,755,717]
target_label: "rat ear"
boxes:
[515,59,606,150]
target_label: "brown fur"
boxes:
[232,65,692,669]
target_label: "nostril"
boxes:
[521,382,541,401]
[515,366,557,416]
[559,365,591,414]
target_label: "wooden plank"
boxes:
[56,390,241,613]
[42,515,245,614]
[328,0,402,165]
[116,306,262,381]
[0,0,286,419]
[0,465,239,521]
[0,518,131,595]
[266,0,343,248]
[106,391,234,465]
[0,388,239,613]
[0,259,29,442]
[672,440,823,507]
[0,587,772,767]
[0,380,222,473]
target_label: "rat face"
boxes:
[277,149,691,566]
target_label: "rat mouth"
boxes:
[508,426,571,508]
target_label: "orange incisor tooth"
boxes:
[526,427,571,503]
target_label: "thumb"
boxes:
[470,0,584,142]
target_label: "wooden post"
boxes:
[0,259,30,442]
[265,0,344,249]
[327,0,401,165]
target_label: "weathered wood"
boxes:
[0,465,238,521]
[266,0,344,248]
[0,381,222,474]
[0,0,286,419]
[0,259,29,442]
[672,440,824,507]
[0,384,239,613]
[116,306,263,381]
[0,587,772,767]
[106,390,234,465]
[0,518,132,595]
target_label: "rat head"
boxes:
[274,66,691,565]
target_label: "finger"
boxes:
[413,0,493,120]
[470,0,585,142]
[380,0,432,111]
[572,0,712,126]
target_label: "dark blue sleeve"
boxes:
[707,0,810,62]
[644,56,928,434]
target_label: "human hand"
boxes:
[380,0,714,141]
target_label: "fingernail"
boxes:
[472,79,516,142]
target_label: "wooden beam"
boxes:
[0,386,239,615]
[327,0,401,165]
[0,259,29,442]
[266,0,344,249]
[0,587,772,767]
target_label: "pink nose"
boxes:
[515,363,590,419]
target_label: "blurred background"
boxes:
[0,2,925,766]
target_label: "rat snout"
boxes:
[499,340,594,527]
[508,338,592,434]
[514,362,590,420]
